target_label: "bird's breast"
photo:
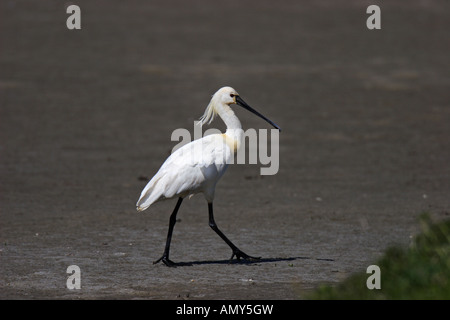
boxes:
[221,133,240,153]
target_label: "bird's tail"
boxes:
[136,176,163,212]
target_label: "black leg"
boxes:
[208,202,260,262]
[154,197,183,267]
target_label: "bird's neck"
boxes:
[216,103,242,130]
[217,104,243,151]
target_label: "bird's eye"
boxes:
[230,94,235,98]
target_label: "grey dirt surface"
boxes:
[1,1,449,299]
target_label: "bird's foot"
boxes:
[153,255,192,267]
[153,255,178,267]
[230,249,261,262]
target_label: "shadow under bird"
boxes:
[136,86,281,267]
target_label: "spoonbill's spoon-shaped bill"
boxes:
[235,95,281,131]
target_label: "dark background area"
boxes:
[1,0,449,299]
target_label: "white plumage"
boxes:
[137,87,242,211]
[136,86,280,266]
[136,133,231,210]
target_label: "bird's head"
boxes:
[200,86,281,131]
[213,86,239,106]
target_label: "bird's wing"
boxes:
[136,134,231,211]
[162,134,230,169]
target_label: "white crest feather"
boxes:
[199,100,217,126]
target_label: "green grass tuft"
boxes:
[309,213,450,299]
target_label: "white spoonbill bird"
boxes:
[136,86,280,267]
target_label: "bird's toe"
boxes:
[230,249,260,262]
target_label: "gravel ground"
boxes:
[1,0,449,299]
